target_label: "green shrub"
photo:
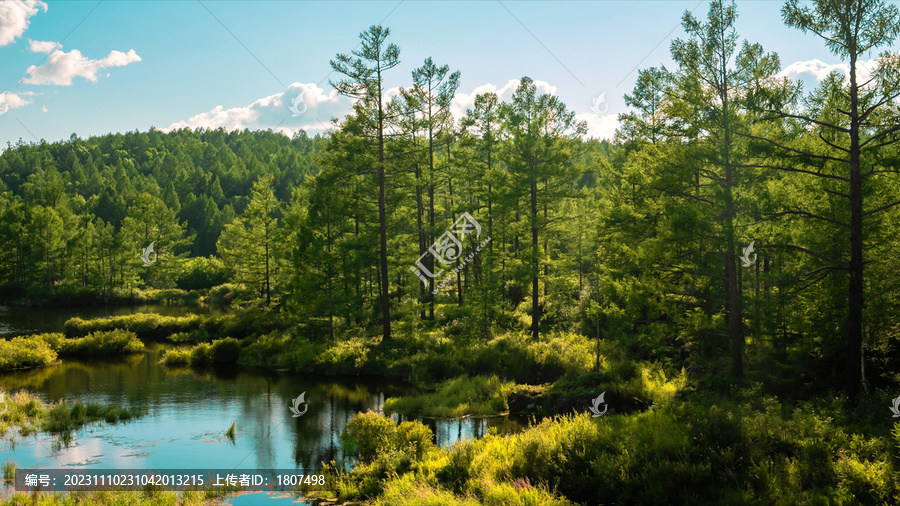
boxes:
[384,375,512,417]
[189,343,212,365]
[64,313,204,340]
[0,336,57,370]
[52,330,144,356]
[159,348,191,366]
[166,329,212,343]
[209,338,241,364]
[340,411,436,463]
[175,256,231,291]
[204,283,255,307]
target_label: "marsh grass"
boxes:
[0,336,57,370]
[225,420,236,440]
[0,389,142,437]
[158,348,191,366]
[64,313,205,340]
[328,395,900,505]
[0,331,144,371]
[0,489,217,505]
[45,330,144,356]
[1,460,14,482]
[383,376,512,417]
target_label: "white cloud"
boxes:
[575,112,619,141]
[163,82,350,136]
[0,0,46,47]
[23,43,141,85]
[41,104,47,112]
[166,78,616,141]
[28,38,57,53]
[779,57,878,85]
[0,90,35,110]
[450,78,557,122]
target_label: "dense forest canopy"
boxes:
[2,0,900,402]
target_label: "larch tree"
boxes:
[749,0,900,397]
[330,25,400,342]
[500,77,587,340]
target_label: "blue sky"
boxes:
[0,0,897,148]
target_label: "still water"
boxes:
[0,306,524,503]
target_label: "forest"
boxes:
[2,0,900,504]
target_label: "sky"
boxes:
[0,0,898,149]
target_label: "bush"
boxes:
[204,283,255,307]
[383,375,512,417]
[340,411,436,463]
[64,313,204,340]
[209,338,241,364]
[175,256,231,291]
[159,348,191,366]
[189,343,212,365]
[52,330,144,357]
[0,337,57,370]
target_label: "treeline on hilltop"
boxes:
[2,0,900,403]
[0,128,323,300]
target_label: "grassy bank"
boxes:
[383,376,512,418]
[0,331,144,371]
[63,309,290,342]
[326,394,900,505]
[4,287,200,308]
[0,490,212,505]
[0,389,142,436]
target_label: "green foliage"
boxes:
[383,375,512,417]
[0,336,57,370]
[332,397,900,505]
[64,313,204,340]
[49,330,144,356]
[0,489,210,505]
[189,343,212,366]
[0,389,142,436]
[174,256,231,290]
[340,410,436,463]
[209,337,241,364]
[158,348,191,366]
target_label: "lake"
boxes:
[0,305,524,503]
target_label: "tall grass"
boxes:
[0,389,142,436]
[64,313,205,340]
[0,336,57,370]
[328,398,900,505]
[0,331,144,371]
[383,376,512,417]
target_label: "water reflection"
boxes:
[0,344,524,473]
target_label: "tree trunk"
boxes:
[531,172,540,340]
[846,52,863,399]
[377,66,391,343]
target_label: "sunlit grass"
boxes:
[0,389,142,437]
[383,376,512,417]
